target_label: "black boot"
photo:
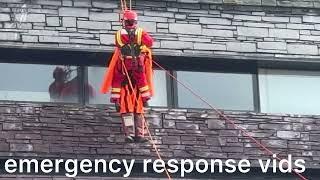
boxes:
[115,102,120,112]
[134,136,148,143]
[125,136,135,143]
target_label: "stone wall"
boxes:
[163,0,320,8]
[0,101,319,171]
[1,1,320,178]
[1,0,320,60]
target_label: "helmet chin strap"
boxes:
[127,28,135,37]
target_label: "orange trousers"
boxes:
[119,85,145,137]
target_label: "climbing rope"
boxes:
[151,60,308,180]
[130,0,132,10]
[117,2,172,179]
[121,60,172,180]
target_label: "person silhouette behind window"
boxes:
[49,66,95,103]
[49,67,67,102]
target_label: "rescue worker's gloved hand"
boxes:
[143,101,149,107]
[110,98,120,112]
[120,44,131,56]
[115,102,121,112]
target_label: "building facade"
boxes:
[0,0,319,179]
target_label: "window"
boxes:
[176,71,255,111]
[259,69,320,115]
[148,70,168,106]
[87,66,111,104]
[87,67,168,106]
[0,63,80,103]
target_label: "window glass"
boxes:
[149,70,168,106]
[176,71,255,110]
[88,67,168,106]
[259,69,320,115]
[0,63,80,103]
[87,66,111,104]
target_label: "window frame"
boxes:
[172,70,258,111]
[0,47,261,110]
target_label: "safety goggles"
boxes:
[124,20,137,27]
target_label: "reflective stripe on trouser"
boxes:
[121,113,145,137]
[111,57,149,100]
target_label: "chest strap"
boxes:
[116,28,143,47]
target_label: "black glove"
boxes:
[115,103,120,112]
[120,44,131,56]
[143,101,149,107]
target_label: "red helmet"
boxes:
[123,10,138,29]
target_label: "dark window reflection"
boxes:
[49,66,82,103]
[49,66,95,103]
[0,63,82,103]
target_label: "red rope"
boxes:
[120,0,125,11]
[121,60,173,180]
[130,0,132,10]
[152,60,308,180]
[123,0,127,10]
[118,1,171,179]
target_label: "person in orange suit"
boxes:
[49,67,67,101]
[100,10,154,143]
[49,66,95,103]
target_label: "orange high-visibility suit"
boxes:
[100,28,154,114]
[100,10,154,142]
